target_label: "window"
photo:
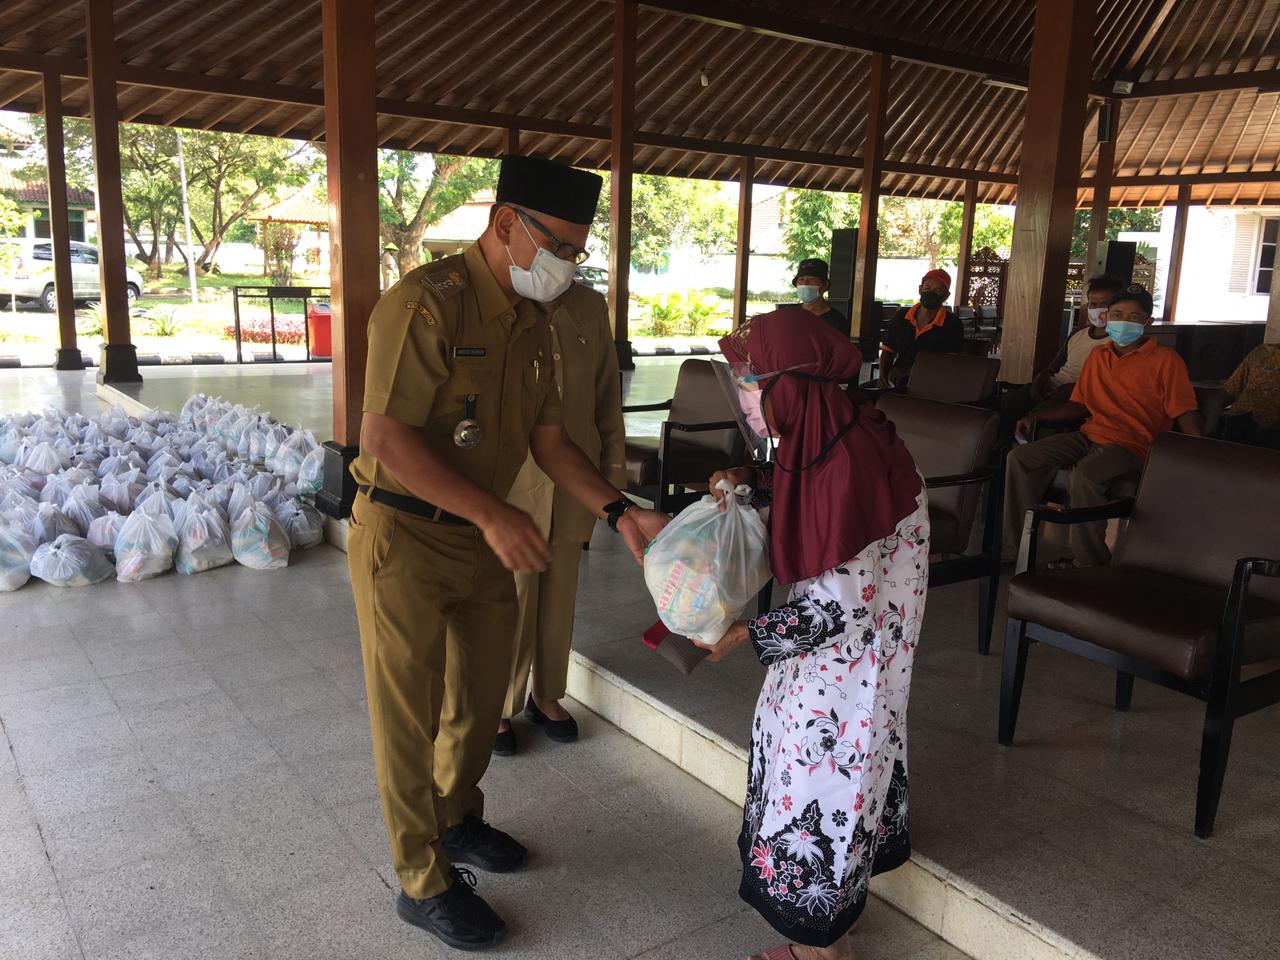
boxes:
[72,245,98,265]
[1257,218,1278,295]
[32,244,52,261]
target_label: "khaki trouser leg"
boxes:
[505,540,583,718]
[1002,431,1092,557]
[348,496,472,901]
[434,535,518,830]
[1065,443,1143,567]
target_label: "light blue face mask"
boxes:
[1106,320,1146,347]
[795,284,822,304]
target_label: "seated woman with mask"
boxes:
[698,307,929,960]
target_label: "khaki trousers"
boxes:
[347,493,517,900]
[505,540,584,718]
[1002,431,1142,567]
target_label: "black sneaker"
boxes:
[493,726,517,757]
[396,867,506,951]
[524,695,579,743]
[442,814,528,873]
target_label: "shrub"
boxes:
[77,302,106,338]
[145,305,182,337]
[684,294,722,336]
[225,315,307,345]
[640,293,687,338]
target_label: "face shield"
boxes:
[711,359,817,463]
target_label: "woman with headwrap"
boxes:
[696,307,929,960]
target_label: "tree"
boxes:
[938,202,1015,259]
[592,173,736,271]
[1070,208,1162,260]
[378,152,498,278]
[879,197,954,267]
[0,193,22,274]
[118,126,180,278]
[780,189,858,269]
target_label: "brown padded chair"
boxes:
[906,352,1001,406]
[1001,433,1280,838]
[878,393,1003,653]
[622,358,746,511]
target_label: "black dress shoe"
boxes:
[442,814,528,873]
[492,726,517,757]
[524,695,578,743]
[396,867,506,951]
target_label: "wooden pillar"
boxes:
[732,155,754,327]
[1267,253,1280,345]
[505,127,521,156]
[85,0,139,383]
[852,53,889,347]
[1163,183,1191,324]
[609,0,637,370]
[1003,0,1095,382]
[1087,98,1121,266]
[43,73,80,371]
[317,0,378,519]
[955,179,978,308]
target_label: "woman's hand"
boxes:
[692,621,750,663]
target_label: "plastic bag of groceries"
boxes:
[134,479,181,519]
[101,468,145,514]
[113,497,178,582]
[227,482,255,525]
[29,502,79,544]
[263,424,291,472]
[87,511,126,559]
[642,480,771,647]
[63,484,106,535]
[275,498,324,550]
[231,500,290,570]
[297,446,324,495]
[273,429,316,484]
[175,497,234,575]
[23,441,65,475]
[30,534,114,587]
[0,522,39,592]
[38,473,77,509]
[0,426,20,465]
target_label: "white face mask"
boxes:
[1087,306,1107,327]
[507,217,578,303]
[796,283,822,304]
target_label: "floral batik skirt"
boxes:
[738,492,929,947]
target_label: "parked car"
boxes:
[575,264,609,296]
[0,238,144,311]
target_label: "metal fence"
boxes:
[230,285,331,364]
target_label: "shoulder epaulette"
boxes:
[420,257,469,300]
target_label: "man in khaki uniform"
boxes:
[497,283,626,754]
[347,155,666,951]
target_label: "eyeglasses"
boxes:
[512,207,590,265]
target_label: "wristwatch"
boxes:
[602,497,634,533]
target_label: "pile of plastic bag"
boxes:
[643,481,772,646]
[0,397,326,591]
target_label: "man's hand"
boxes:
[710,467,756,510]
[478,504,552,574]
[617,507,669,563]
[887,366,907,387]
[692,621,750,663]
[1014,416,1036,443]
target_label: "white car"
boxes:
[0,237,144,311]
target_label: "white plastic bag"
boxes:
[29,502,79,545]
[275,498,324,550]
[30,534,114,587]
[231,500,290,570]
[0,522,38,591]
[87,510,126,558]
[101,468,145,514]
[23,441,64,475]
[273,429,316,484]
[643,481,771,646]
[38,474,77,509]
[175,500,234,575]
[113,498,178,582]
[63,484,106,536]
[297,446,324,495]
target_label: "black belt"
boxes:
[357,486,472,526]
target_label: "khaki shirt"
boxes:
[351,242,562,501]
[506,282,627,545]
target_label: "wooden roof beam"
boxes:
[1108,0,1180,83]
[1128,68,1280,99]
[638,0,1030,85]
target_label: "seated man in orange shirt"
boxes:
[1003,284,1203,568]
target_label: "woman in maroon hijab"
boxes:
[695,308,929,960]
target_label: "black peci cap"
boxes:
[1109,283,1153,316]
[793,258,830,284]
[495,155,603,226]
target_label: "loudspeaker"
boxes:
[1097,101,1115,143]
[1090,240,1136,284]
[828,228,858,301]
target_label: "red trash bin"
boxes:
[307,302,332,359]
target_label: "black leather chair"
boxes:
[1001,433,1280,837]
[622,358,746,512]
[878,393,1003,653]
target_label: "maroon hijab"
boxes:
[719,307,921,585]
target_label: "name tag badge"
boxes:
[453,346,487,359]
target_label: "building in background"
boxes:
[0,117,95,243]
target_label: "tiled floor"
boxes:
[0,548,967,960]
